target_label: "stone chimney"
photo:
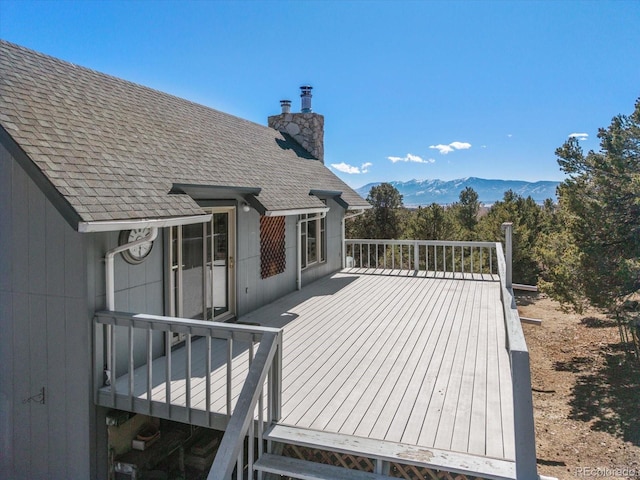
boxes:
[268,85,324,163]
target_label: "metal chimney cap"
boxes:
[300,85,313,113]
[280,99,291,114]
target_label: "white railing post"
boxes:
[501,222,513,288]
[271,331,283,422]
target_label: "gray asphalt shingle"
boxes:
[0,41,369,226]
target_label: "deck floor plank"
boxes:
[350,278,450,439]
[323,276,441,434]
[102,270,515,461]
[419,280,477,449]
[468,279,491,456]
[303,276,424,431]
[369,281,459,442]
[394,280,466,445]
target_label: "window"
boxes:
[300,209,327,269]
[170,223,208,321]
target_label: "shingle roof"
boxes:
[0,41,369,228]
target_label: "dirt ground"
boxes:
[517,292,640,480]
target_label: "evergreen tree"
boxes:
[454,186,480,238]
[346,183,405,239]
[405,203,455,240]
[539,98,640,313]
[477,190,545,285]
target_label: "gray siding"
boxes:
[0,143,93,479]
[235,209,298,316]
[87,230,165,378]
[235,199,345,317]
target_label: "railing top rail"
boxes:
[94,310,281,341]
[493,243,528,354]
[345,238,499,248]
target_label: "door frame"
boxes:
[208,206,236,322]
[167,206,237,330]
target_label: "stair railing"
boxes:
[207,329,283,480]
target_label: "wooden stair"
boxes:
[254,453,390,480]
[255,424,520,480]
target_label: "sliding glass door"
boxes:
[169,207,236,336]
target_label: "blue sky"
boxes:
[1,1,638,188]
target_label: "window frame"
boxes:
[300,205,327,270]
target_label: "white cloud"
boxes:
[449,141,471,150]
[387,153,434,164]
[429,144,454,154]
[429,141,472,155]
[569,132,588,141]
[331,162,372,174]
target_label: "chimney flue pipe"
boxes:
[300,85,313,113]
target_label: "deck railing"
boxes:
[497,224,538,480]
[94,312,282,434]
[346,232,536,479]
[344,239,499,277]
[208,330,281,480]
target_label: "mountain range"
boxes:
[356,177,560,207]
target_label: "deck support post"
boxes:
[375,459,390,475]
[501,222,513,288]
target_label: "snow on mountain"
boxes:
[356,177,559,206]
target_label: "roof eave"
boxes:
[264,207,330,217]
[78,214,212,233]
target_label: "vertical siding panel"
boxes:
[246,258,258,314]
[45,201,65,298]
[46,296,68,479]
[5,148,93,478]
[0,145,13,292]
[114,231,129,294]
[11,163,29,293]
[89,234,108,311]
[29,294,48,478]
[28,180,46,295]
[0,145,13,478]
[64,216,86,300]
[129,259,147,289]
[65,297,91,477]
[146,235,163,292]
[145,281,163,316]
[12,293,31,479]
[0,291,15,479]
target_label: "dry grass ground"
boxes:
[517,292,640,480]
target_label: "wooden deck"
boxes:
[101,269,515,461]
